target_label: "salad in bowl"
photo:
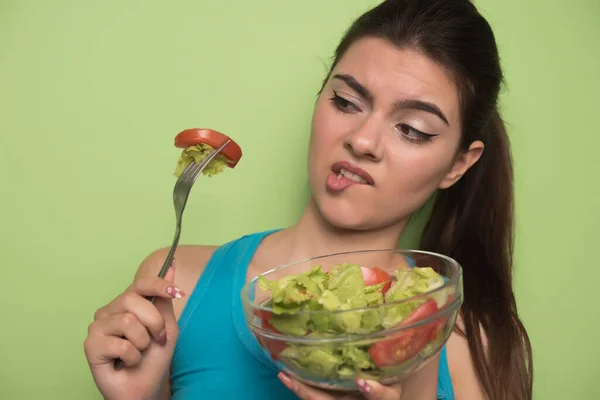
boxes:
[241,249,463,392]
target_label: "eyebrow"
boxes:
[394,99,449,126]
[332,74,373,103]
[332,73,450,126]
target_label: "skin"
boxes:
[84,37,488,400]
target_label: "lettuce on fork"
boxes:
[173,143,231,177]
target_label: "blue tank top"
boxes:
[171,230,455,399]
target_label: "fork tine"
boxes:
[183,140,230,180]
[176,161,204,188]
[173,140,231,195]
[174,155,212,193]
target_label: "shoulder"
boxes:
[135,245,219,319]
[446,314,488,400]
[136,244,218,279]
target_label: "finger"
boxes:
[153,264,179,344]
[127,275,185,299]
[356,379,402,400]
[94,272,184,318]
[88,313,155,351]
[278,373,335,400]
[153,296,177,341]
[163,262,175,283]
[84,334,142,368]
[95,292,169,341]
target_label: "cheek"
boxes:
[308,99,342,166]
[387,148,454,198]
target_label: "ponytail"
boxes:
[420,110,533,400]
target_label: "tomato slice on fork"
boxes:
[174,128,242,167]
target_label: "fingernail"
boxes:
[357,378,372,394]
[278,372,295,391]
[166,286,185,298]
[157,329,167,345]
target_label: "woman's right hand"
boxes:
[84,265,184,400]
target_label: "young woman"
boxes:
[83,0,533,399]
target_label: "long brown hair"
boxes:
[321,0,533,399]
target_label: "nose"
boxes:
[344,119,384,161]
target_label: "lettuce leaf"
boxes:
[381,267,445,328]
[174,143,230,177]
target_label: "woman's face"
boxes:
[308,37,483,230]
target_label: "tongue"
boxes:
[327,172,359,191]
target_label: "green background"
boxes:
[1,0,598,398]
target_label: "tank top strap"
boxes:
[436,345,455,399]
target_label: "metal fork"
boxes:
[153,139,231,290]
[114,139,230,370]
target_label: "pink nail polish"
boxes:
[166,286,184,298]
[357,378,371,394]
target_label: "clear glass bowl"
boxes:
[241,249,463,392]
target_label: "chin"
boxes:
[317,196,375,231]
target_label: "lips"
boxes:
[331,161,375,185]
[326,161,375,191]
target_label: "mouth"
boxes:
[331,161,375,185]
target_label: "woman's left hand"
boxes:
[278,373,402,400]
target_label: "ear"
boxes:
[438,140,485,189]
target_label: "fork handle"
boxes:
[146,231,179,303]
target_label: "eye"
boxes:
[397,124,438,144]
[329,91,361,113]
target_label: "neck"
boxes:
[275,197,407,264]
